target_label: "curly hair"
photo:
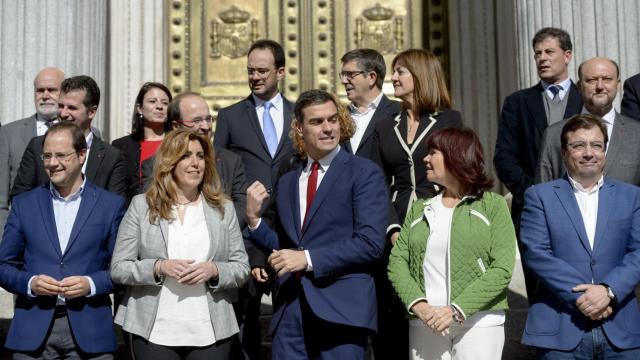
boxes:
[289,89,354,156]
[145,128,227,223]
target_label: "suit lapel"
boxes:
[592,181,614,254]
[291,166,303,241]
[604,113,623,175]
[553,179,592,254]
[37,186,63,258]
[301,150,348,235]
[525,83,548,137]
[244,97,272,160]
[85,138,105,181]
[158,219,169,255]
[203,202,220,260]
[64,183,99,255]
[564,83,584,118]
[355,97,387,154]
[21,115,38,146]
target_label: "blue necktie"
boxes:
[262,101,278,157]
[548,85,562,104]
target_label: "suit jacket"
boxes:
[520,177,640,350]
[250,149,388,334]
[0,181,126,353]
[374,108,463,230]
[536,112,640,185]
[342,95,401,161]
[111,195,250,340]
[140,147,247,229]
[621,73,640,121]
[111,134,143,202]
[0,115,37,236]
[494,82,583,224]
[10,135,128,200]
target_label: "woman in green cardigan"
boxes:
[388,127,516,360]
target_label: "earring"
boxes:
[138,113,144,120]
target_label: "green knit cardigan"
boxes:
[387,191,516,319]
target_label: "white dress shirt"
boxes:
[36,114,58,136]
[569,175,604,250]
[348,92,383,152]
[253,93,285,145]
[82,131,94,174]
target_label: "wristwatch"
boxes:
[601,283,617,307]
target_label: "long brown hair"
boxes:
[391,49,451,115]
[145,128,227,223]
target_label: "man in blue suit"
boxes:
[520,114,640,358]
[0,122,126,359]
[246,89,388,359]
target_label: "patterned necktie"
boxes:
[548,85,562,104]
[262,101,278,157]
[304,161,320,226]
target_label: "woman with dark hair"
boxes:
[111,128,249,360]
[112,82,172,201]
[388,127,516,360]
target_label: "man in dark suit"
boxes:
[0,67,65,237]
[141,91,247,227]
[214,39,296,359]
[339,48,400,160]
[0,122,126,358]
[10,75,127,200]
[246,90,388,359]
[520,114,640,358]
[621,73,640,121]
[537,57,640,185]
[494,27,583,301]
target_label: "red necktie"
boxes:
[304,161,320,225]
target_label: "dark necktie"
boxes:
[304,161,320,225]
[548,85,562,104]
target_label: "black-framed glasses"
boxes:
[339,71,366,80]
[41,151,78,162]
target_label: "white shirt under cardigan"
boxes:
[148,200,216,346]
[410,193,505,328]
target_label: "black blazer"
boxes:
[111,134,142,202]
[622,73,640,121]
[374,108,463,230]
[342,94,401,161]
[493,81,582,223]
[10,135,127,200]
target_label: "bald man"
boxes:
[0,67,65,236]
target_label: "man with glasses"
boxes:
[537,57,640,186]
[214,39,295,360]
[339,49,400,161]
[10,75,127,200]
[520,113,640,358]
[0,121,126,359]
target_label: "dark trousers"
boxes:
[131,335,232,360]
[13,310,113,360]
[272,284,369,360]
[231,286,263,360]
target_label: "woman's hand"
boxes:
[178,261,219,285]
[160,259,195,280]
[428,306,454,333]
[411,301,435,325]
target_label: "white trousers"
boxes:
[409,322,504,360]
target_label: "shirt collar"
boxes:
[36,113,57,124]
[541,78,572,92]
[348,92,384,114]
[305,145,341,172]
[85,131,94,150]
[50,175,87,202]
[582,106,616,126]
[568,175,604,195]
[253,92,283,111]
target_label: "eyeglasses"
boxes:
[247,68,275,77]
[339,71,366,80]
[177,115,214,127]
[41,151,78,162]
[566,141,606,153]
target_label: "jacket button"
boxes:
[590,259,596,266]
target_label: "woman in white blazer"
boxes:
[111,128,249,360]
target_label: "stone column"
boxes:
[108,0,168,142]
[0,0,107,129]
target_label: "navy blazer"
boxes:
[250,149,388,334]
[622,73,640,121]
[520,177,640,350]
[0,181,126,353]
[494,82,583,224]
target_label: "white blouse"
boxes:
[149,200,216,346]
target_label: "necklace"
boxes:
[176,194,199,210]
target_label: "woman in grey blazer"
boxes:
[111,128,249,360]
